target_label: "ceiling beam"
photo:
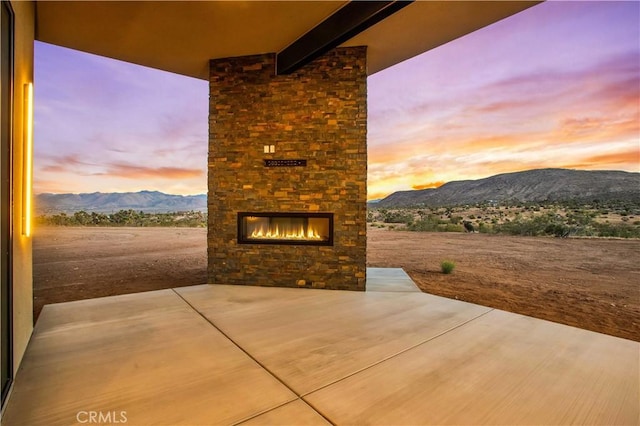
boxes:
[276,1,413,75]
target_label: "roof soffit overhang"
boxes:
[35,1,542,80]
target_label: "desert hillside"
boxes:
[376,168,639,208]
[36,190,207,214]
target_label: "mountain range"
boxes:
[35,169,640,213]
[374,169,640,208]
[36,191,207,214]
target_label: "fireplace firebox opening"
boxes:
[238,212,333,246]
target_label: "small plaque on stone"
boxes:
[264,159,307,167]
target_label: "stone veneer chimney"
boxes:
[208,46,367,291]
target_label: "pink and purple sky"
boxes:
[34,1,639,200]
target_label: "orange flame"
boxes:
[249,223,323,240]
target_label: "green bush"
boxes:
[443,223,464,232]
[449,215,463,224]
[382,210,414,224]
[440,260,456,274]
[478,222,494,234]
[407,213,449,231]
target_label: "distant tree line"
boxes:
[368,200,640,238]
[36,209,207,228]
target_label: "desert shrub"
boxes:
[478,222,495,234]
[37,213,72,226]
[73,210,92,225]
[407,215,441,232]
[443,224,464,232]
[382,210,414,224]
[449,215,463,224]
[566,211,595,226]
[543,222,571,237]
[440,260,456,274]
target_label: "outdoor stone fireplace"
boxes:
[208,47,367,291]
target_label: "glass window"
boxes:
[0,0,13,407]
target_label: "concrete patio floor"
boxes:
[3,268,638,425]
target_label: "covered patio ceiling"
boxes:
[35,1,540,80]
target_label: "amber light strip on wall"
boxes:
[22,82,33,237]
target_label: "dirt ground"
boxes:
[33,226,639,341]
[33,227,207,319]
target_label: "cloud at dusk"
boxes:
[412,181,445,191]
[34,1,638,200]
[100,164,204,180]
[568,150,640,169]
[40,154,203,180]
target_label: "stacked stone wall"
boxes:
[208,46,367,290]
